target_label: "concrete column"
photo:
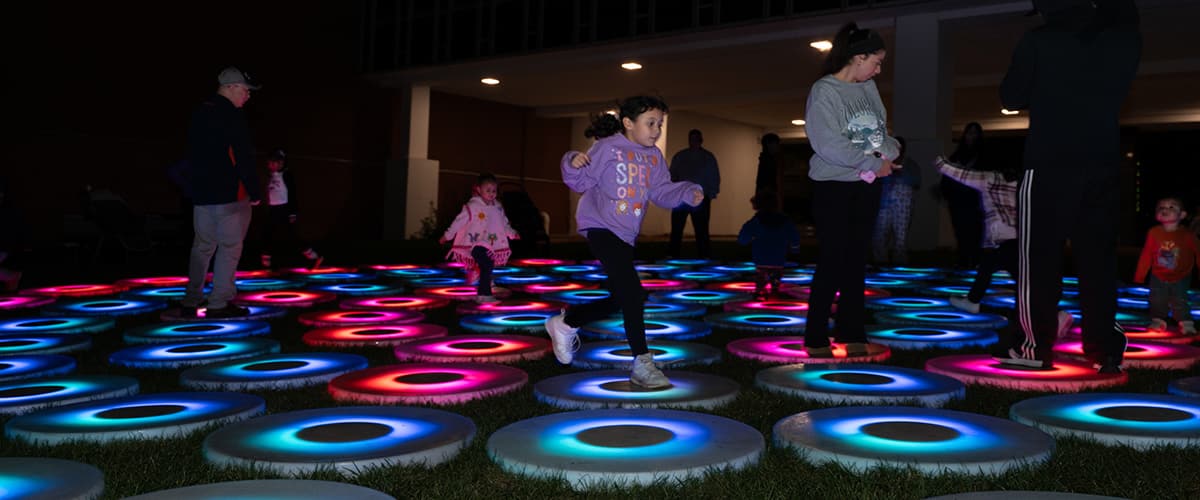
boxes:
[383,85,441,240]
[891,12,954,251]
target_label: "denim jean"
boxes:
[1149,274,1193,323]
[183,200,252,309]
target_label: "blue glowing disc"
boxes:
[1115,297,1149,310]
[955,268,1011,278]
[704,311,808,333]
[122,286,210,302]
[0,354,76,382]
[726,337,891,364]
[873,310,1008,330]
[866,326,998,350]
[0,316,115,335]
[123,321,272,344]
[703,264,755,273]
[0,295,56,312]
[0,457,104,500]
[925,355,1128,392]
[180,353,369,391]
[534,370,741,410]
[406,277,466,288]
[571,341,722,370]
[109,339,281,369]
[756,364,965,407]
[570,272,609,282]
[339,295,449,311]
[124,480,395,500]
[297,309,425,327]
[1064,309,1149,327]
[460,311,558,334]
[865,296,952,311]
[780,273,814,286]
[300,272,375,284]
[636,302,707,319]
[394,334,550,364]
[379,268,453,279]
[308,283,403,296]
[329,362,528,405]
[543,289,611,305]
[495,273,558,286]
[203,406,475,477]
[234,278,304,291]
[1168,376,1200,398]
[1010,393,1200,450]
[580,318,711,341]
[920,286,1009,298]
[235,290,338,308]
[648,289,751,306]
[668,270,731,282]
[862,278,918,288]
[981,295,1078,310]
[774,405,1054,474]
[0,334,91,356]
[1062,276,1079,286]
[635,264,681,275]
[488,408,763,490]
[43,299,165,317]
[160,305,287,322]
[660,258,716,267]
[549,265,601,275]
[302,324,449,348]
[951,276,1018,287]
[0,375,139,415]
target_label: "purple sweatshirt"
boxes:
[562,133,702,246]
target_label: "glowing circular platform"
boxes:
[124,480,395,500]
[5,391,265,445]
[756,364,964,407]
[640,279,694,291]
[514,258,572,267]
[543,289,611,305]
[43,298,166,317]
[1054,340,1200,370]
[571,341,722,370]
[521,282,593,295]
[234,290,337,308]
[302,324,449,348]
[378,267,452,280]
[920,285,1009,298]
[329,363,527,405]
[297,309,425,328]
[774,405,1054,475]
[405,277,466,288]
[487,408,763,490]
[704,311,808,333]
[494,273,558,286]
[283,266,357,277]
[1065,309,1150,327]
[548,264,601,275]
[340,295,449,311]
[393,334,549,364]
[180,353,369,391]
[638,302,707,319]
[122,286,207,302]
[160,305,286,322]
[299,272,375,284]
[1116,297,1149,310]
[1168,376,1200,398]
[661,258,717,267]
[0,375,138,415]
[668,270,733,282]
[0,316,114,335]
[723,299,809,313]
[726,337,891,364]
[0,334,91,356]
[1065,324,1195,345]
[116,276,190,288]
[0,354,76,382]
[873,310,1008,330]
[534,370,740,410]
[22,283,123,298]
[123,321,271,344]
[415,286,512,302]
[0,457,104,500]
[234,278,304,291]
[635,263,681,275]
[455,299,564,316]
[204,406,474,478]
[866,326,999,350]
[308,283,403,297]
[580,318,712,341]
[865,296,952,311]
[0,295,55,312]
[109,338,281,369]
[459,311,558,334]
[648,289,751,306]
[1010,393,1200,450]
[925,355,1128,392]
[982,295,1076,310]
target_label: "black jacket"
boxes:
[186,94,261,205]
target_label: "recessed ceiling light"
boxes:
[791,119,806,126]
[605,109,618,116]
[809,40,832,52]
[480,77,500,85]
[1001,108,1019,115]
[621,62,643,70]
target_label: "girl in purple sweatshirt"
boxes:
[544,96,703,388]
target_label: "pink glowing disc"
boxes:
[21,284,124,298]
[282,266,358,277]
[1065,325,1196,345]
[640,279,694,291]
[723,300,810,313]
[296,310,425,328]
[520,282,595,295]
[328,362,528,405]
[340,295,450,311]
[925,355,1128,392]
[393,334,550,364]
[456,299,565,316]
[725,337,891,364]
[415,286,513,302]
[234,290,337,308]
[1053,340,1200,370]
[116,276,190,288]
[0,295,56,311]
[302,324,449,348]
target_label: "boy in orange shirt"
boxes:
[1135,197,1200,335]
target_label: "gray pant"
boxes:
[1149,274,1193,323]
[183,200,251,309]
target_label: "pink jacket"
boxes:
[442,195,518,268]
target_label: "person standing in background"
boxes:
[667,129,720,259]
[872,136,921,265]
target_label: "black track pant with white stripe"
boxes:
[1015,167,1126,364]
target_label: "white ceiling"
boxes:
[375,0,1200,137]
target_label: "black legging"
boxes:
[470,245,494,296]
[564,228,648,355]
[967,239,1017,303]
[804,180,881,348]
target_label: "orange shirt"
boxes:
[1135,226,1200,283]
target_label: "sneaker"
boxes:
[260,254,272,269]
[544,310,580,364]
[845,342,869,357]
[949,296,980,314]
[1180,320,1196,336]
[630,352,670,389]
[178,300,206,318]
[205,304,251,318]
[1148,318,1169,332]
[806,345,834,358]
[1056,310,1074,339]
[475,294,498,303]
[993,348,1052,370]
[310,255,324,271]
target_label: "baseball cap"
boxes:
[217,67,261,90]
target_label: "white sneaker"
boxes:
[1148,318,1169,332]
[949,296,980,314]
[1056,310,1074,339]
[1181,320,1196,336]
[544,310,580,364]
[630,352,670,388]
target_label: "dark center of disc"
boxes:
[343,312,382,319]
[686,292,719,298]
[0,385,65,398]
[922,313,960,320]
[266,293,300,299]
[779,343,806,351]
[244,361,308,372]
[646,322,668,331]
[19,320,67,327]
[296,422,392,443]
[895,299,926,305]
[861,422,960,442]
[1095,405,1192,422]
[97,404,187,419]
[351,329,400,337]
[176,325,223,333]
[396,372,465,384]
[0,340,38,348]
[0,363,11,370]
[748,316,790,323]
[611,348,666,357]
[1125,346,1146,354]
[379,299,411,305]
[576,425,675,448]
[505,315,540,322]
[167,344,224,353]
[581,291,607,297]
[83,301,125,308]
[343,285,371,290]
[599,380,672,392]
[450,341,503,350]
[820,373,894,385]
[898,329,947,337]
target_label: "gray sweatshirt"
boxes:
[805,75,899,182]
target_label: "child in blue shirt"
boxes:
[738,189,801,299]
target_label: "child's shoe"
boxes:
[1056,310,1074,339]
[1181,320,1197,336]
[1148,318,1169,332]
[302,249,323,270]
[260,254,272,269]
[949,296,980,314]
[630,352,670,388]
[544,310,580,364]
